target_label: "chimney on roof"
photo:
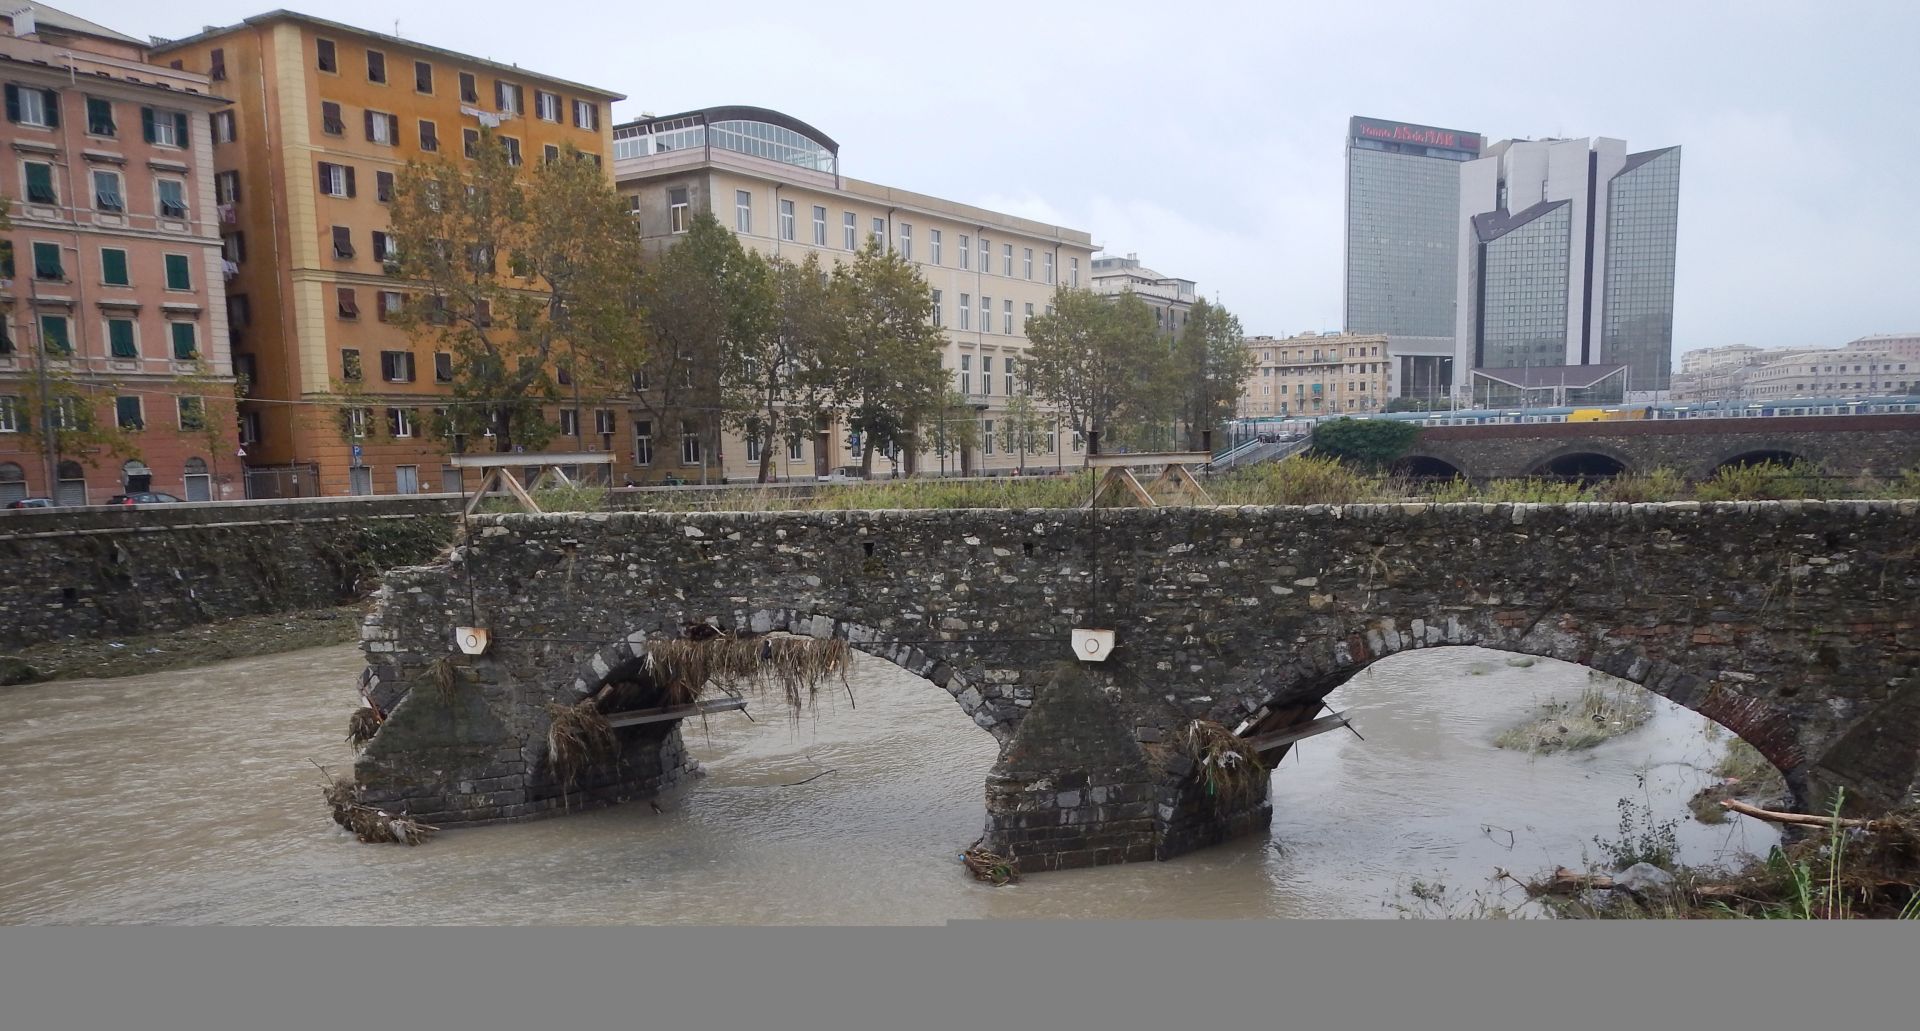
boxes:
[11,6,38,37]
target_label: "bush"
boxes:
[1694,460,1827,501]
[1601,466,1689,503]
[1306,418,1420,469]
[1215,455,1384,506]
[1473,478,1596,503]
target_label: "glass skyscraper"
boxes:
[1344,117,1483,338]
[1600,147,1682,391]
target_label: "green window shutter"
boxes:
[108,320,137,358]
[24,162,54,203]
[42,89,58,127]
[165,254,191,290]
[32,242,63,280]
[87,97,115,135]
[40,315,70,354]
[5,84,19,123]
[101,248,129,286]
[171,322,197,359]
[116,397,143,430]
[141,107,156,143]
[173,111,188,146]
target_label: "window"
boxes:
[463,128,479,158]
[142,107,189,147]
[978,237,989,273]
[633,420,653,465]
[386,407,415,438]
[372,231,397,263]
[341,348,363,381]
[1044,252,1054,284]
[415,60,434,94]
[780,199,795,241]
[982,356,993,396]
[377,291,404,321]
[375,170,394,203]
[316,38,337,73]
[787,424,804,461]
[331,226,354,259]
[812,205,827,245]
[499,136,522,165]
[365,110,398,145]
[1024,301,1034,332]
[92,170,124,213]
[317,161,354,197]
[930,229,942,265]
[0,402,15,433]
[1005,358,1016,396]
[170,322,197,359]
[33,241,63,281]
[981,296,992,333]
[871,217,885,248]
[982,419,995,455]
[668,187,689,233]
[380,350,416,382]
[1003,244,1014,276]
[494,80,522,115]
[319,101,346,136]
[107,317,138,358]
[116,396,144,430]
[899,223,913,260]
[459,72,478,103]
[1070,257,1079,287]
[337,287,359,319]
[543,144,559,165]
[157,179,188,219]
[238,411,261,446]
[1003,300,1013,335]
[229,294,251,327]
[419,119,439,151]
[366,50,387,84]
[745,431,762,463]
[573,99,599,131]
[39,314,71,354]
[394,465,419,495]
[680,421,702,465]
[434,352,453,382]
[535,90,561,121]
[86,97,116,136]
[212,110,236,143]
[735,189,752,233]
[216,170,240,204]
[959,294,971,331]
[843,211,856,250]
[23,161,55,204]
[595,409,616,435]
[558,408,580,437]
[5,84,57,127]
[101,247,129,286]
[931,289,943,327]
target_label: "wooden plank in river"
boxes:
[602,696,749,729]
[1245,712,1355,761]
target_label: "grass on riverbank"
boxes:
[1492,682,1655,755]
[0,604,365,685]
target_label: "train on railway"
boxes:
[1228,394,1920,441]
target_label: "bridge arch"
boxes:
[1395,453,1467,480]
[1526,444,1635,479]
[1709,446,1812,476]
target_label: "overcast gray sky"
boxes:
[87,0,1919,352]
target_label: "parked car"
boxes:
[104,491,183,506]
[5,497,54,509]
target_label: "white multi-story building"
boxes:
[613,106,1095,479]
[1089,253,1196,339]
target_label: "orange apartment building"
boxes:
[1,4,238,506]
[150,11,621,497]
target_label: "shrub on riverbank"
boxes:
[1492,683,1654,754]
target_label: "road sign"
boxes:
[351,444,363,465]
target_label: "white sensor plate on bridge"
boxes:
[1072,628,1115,663]
[455,627,491,656]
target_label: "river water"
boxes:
[0,644,1779,924]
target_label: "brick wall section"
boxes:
[1407,414,1920,479]
[0,495,454,648]
[357,500,1920,868]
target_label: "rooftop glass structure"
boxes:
[613,106,838,174]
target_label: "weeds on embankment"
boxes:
[1492,682,1656,755]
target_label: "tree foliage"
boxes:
[1171,298,1253,451]
[637,212,758,478]
[821,243,946,476]
[386,132,643,452]
[724,251,837,483]
[1307,417,1419,469]
[1025,287,1169,450]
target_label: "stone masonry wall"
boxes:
[357,500,1920,869]
[0,496,454,650]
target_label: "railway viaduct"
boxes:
[1397,413,1920,480]
[353,500,1920,874]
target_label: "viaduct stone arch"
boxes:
[353,501,1920,873]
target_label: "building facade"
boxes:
[1237,331,1390,418]
[614,106,1096,480]
[1089,253,1196,339]
[1454,136,1681,400]
[149,12,620,498]
[1342,116,1482,405]
[1,4,238,506]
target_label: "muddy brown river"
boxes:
[0,643,1778,923]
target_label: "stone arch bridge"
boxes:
[355,501,1920,872]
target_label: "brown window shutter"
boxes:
[363,109,374,140]
[344,166,356,197]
